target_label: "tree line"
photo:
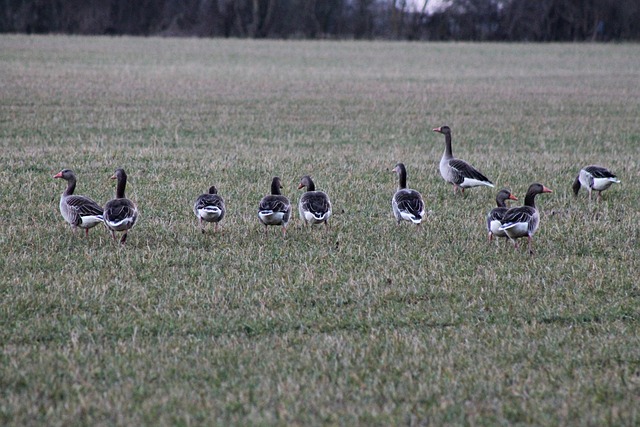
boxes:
[1,0,638,41]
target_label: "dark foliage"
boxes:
[1,0,638,41]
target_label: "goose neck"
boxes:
[443,133,453,159]
[270,180,282,195]
[524,192,537,208]
[397,169,407,190]
[64,178,77,196]
[116,176,127,198]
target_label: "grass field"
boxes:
[1,35,640,425]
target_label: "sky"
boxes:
[405,0,451,14]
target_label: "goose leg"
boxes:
[85,228,89,238]
[120,232,128,245]
[528,236,534,255]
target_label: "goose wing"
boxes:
[500,206,535,228]
[105,199,138,226]
[66,195,104,217]
[394,189,425,218]
[301,191,331,216]
[260,195,291,214]
[487,206,507,229]
[195,194,225,211]
[448,159,492,185]
[584,165,618,180]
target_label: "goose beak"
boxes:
[542,186,553,193]
[432,127,442,133]
[110,174,117,180]
[53,172,63,179]
[509,194,518,201]
[297,183,304,190]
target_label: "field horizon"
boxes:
[1,35,639,425]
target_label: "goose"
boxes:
[432,125,494,194]
[391,163,425,227]
[572,165,620,201]
[103,169,138,245]
[194,186,225,233]
[53,169,104,237]
[298,175,332,229]
[258,176,292,236]
[499,183,552,254]
[486,189,518,242]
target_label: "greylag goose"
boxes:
[499,183,552,254]
[194,185,225,233]
[258,176,292,236]
[572,165,620,201]
[53,169,104,237]
[486,189,518,242]
[103,169,138,245]
[298,175,332,229]
[391,163,425,227]
[432,125,494,194]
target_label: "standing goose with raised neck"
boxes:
[103,169,138,245]
[499,183,552,255]
[486,189,518,242]
[298,175,332,229]
[432,125,494,194]
[194,185,225,233]
[391,163,426,227]
[258,176,292,236]
[53,169,104,237]
[572,165,620,201]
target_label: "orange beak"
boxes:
[542,186,553,193]
[508,194,518,201]
[53,172,63,178]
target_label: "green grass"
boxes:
[1,35,640,425]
